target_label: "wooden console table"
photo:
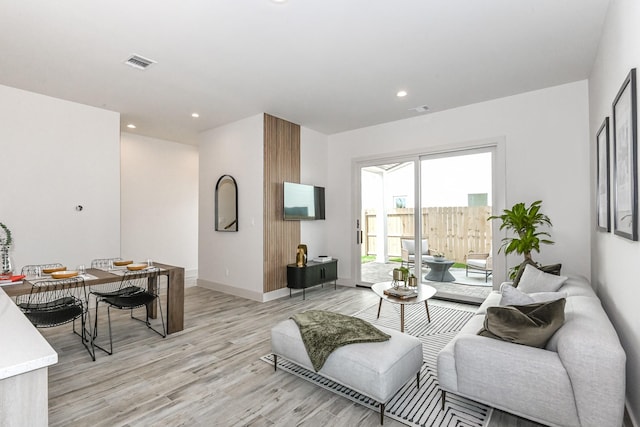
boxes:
[287,259,338,299]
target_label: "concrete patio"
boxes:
[360,260,493,305]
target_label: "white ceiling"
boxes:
[0,0,611,145]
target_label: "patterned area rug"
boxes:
[261,301,492,427]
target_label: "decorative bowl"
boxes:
[114,260,133,266]
[51,270,78,279]
[43,266,66,274]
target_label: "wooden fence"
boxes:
[364,206,492,264]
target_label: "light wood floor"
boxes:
[40,285,543,426]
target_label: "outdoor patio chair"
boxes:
[465,253,492,282]
[401,239,434,267]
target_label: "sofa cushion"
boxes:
[513,260,562,287]
[539,263,562,275]
[517,264,567,293]
[512,259,537,287]
[401,239,429,255]
[500,283,566,306]
[478,298,566,348]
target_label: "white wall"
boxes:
[197,115,330,301]
[327,81,590,286]
[300,127,329,260]
[0,84,120,270]
[197,114,265,300]
[589,0,640,423]
[120,133,199,284]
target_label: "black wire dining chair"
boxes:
[91,267,165,355]
[21,263,65,276]
[90,258,123,269]
[15,276,95,361]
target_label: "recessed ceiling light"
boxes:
[397,90,408,98]
[271,0,287,3]
[191,113,200,118]
[126,124,136,129]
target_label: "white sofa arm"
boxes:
[453,335,580,427]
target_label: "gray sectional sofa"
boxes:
[437,275,626,427]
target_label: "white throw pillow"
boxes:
[517,264,567,293]
[500,283,567,306]
[500,283,534,305]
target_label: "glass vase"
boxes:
[0,246,12,280]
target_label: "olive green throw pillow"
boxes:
[478,298,566,348]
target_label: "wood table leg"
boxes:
[425,300,431,322]
[377,298,383,319]
[147,275,158,319]
[166,266,185,334]
[400,304,405,332]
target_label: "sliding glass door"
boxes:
[359,161,416,285]
[356,147,495,303]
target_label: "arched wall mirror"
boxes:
[215,175,238,232]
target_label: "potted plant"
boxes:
[489,200,554,277]
[392,266,410,288]
[407,274,418,287]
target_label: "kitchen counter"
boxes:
[0,286,57,426]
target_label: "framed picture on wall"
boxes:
[596,117,610,232]
[612,68,638,241]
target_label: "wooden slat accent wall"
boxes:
[263,114,300,293]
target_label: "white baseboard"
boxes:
[184,268,197,287]
[197,279,265,302]
[197,278,351,302]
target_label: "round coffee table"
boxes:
[371,282,437,332]
[424,259,455,282]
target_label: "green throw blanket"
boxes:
[291,310,391,371]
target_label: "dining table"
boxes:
[4,262,185,334]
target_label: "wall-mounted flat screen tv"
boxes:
[283,182,325,220]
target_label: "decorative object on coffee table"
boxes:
[391,266,409,289]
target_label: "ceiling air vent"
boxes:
[124,54,157,70]
[409,105,430,113]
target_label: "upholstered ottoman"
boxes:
[271,318,423,424]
